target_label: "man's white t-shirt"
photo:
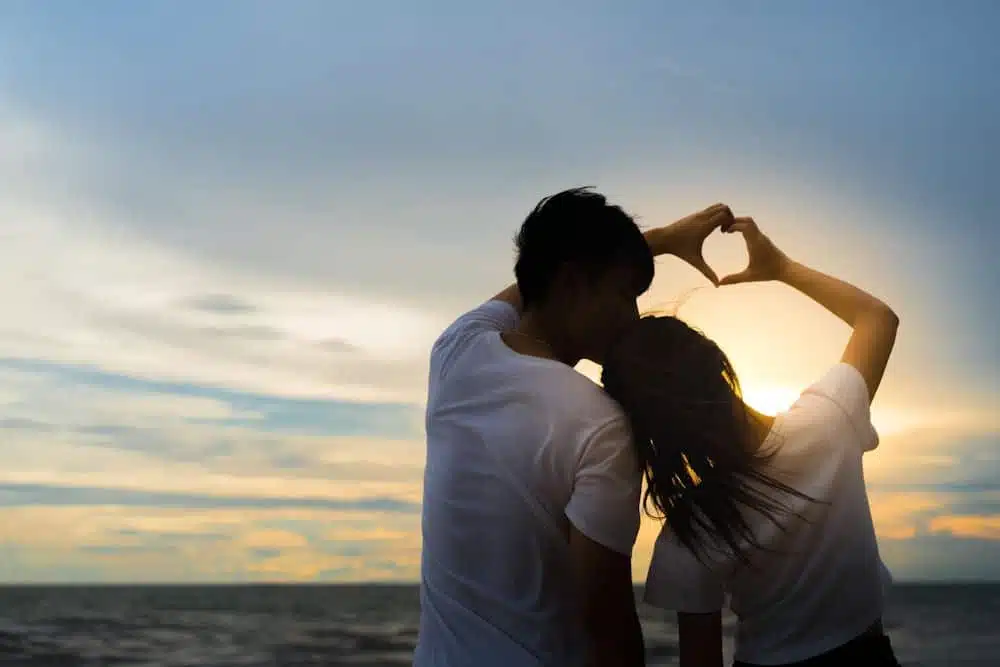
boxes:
[644,363,893,665]
[414,300,642,667]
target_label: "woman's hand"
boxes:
[719,217,790,285]
[645,203,735,286]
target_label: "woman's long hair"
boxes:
[601,316,810,564]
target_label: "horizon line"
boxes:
[2,579,998,587]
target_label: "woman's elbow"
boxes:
[867,303,899,333]
[882,305,900,332]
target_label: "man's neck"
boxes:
[514,310,580,366]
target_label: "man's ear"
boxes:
[549,263,582,300]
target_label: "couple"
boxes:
[415,188,901,667]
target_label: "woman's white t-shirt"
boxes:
[643,363,893,665]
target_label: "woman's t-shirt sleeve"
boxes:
[797,363,879,453]
[643,528,727,613]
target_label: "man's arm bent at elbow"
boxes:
[569,527,645,667]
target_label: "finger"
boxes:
[696,203,732,222]
[708,204,734,220]
[723,217,757,235]
[718,269,756,286]
[691,255,720,287]
[703,203,731,216]
[701,206,735,233]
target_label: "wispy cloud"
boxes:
[0,506,422,582]
[187,293,258,315]
[929,515,1000,540]
[0,103,446,403]
[0,483,420,513]
[878,534,1000,582]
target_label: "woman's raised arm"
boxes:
[720,218,899,401]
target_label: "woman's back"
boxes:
[602,214,902,666]
[644,363,892,664]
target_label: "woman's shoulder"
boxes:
[770,363,879,455]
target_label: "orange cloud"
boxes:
[868,492,943,539]
[0,506,426,582]
[241,529,309,550]
[928,515,1000,540]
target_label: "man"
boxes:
[415,188,732,667]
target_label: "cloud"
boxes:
[0,359,427,525]
[928,515,1000,540]
[80,544,179,556]
[0,357,422,439]
[251,548,283,560]
[200,324,287,342]
[878,534,1000,581]
[0,4,995,584]
[115,527,234,544]
[0,103,449,403]
[187,293,258,315]
[865,429,1000,493]
[318,338,360,354]
[0,482,420,513]
[0,417,54,432]
[854,426,1000,546]
[0,348,994,582]
[0,505,423,582]
[868,492,947,540]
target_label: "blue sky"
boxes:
[0,1,996,582]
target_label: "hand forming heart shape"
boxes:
[657,203,733,286]
[717,216,790,286]
[660,205,789,287]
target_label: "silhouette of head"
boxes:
[601,315,805,562]
[514,187,653,365]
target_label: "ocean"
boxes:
[0,584,996,666]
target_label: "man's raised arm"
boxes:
[486,202,733,313]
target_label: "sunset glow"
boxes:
[0,2,995,584]
[741,385,800,416]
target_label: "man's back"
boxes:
[415,300,640,667]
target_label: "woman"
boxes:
[601,217,901,666]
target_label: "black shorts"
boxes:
[733,631,900,667]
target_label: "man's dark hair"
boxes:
[514,187,654,309]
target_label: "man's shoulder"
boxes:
[535,366,624,415]
[428,300,520,381]
[431,301,519,354]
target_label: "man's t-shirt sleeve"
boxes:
[430,299,520,379]
[564,418,642,556]
[798,362,879,452]
[643,529,726,613]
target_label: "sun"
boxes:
[740,385,801,416]
[581,360,803,419]
[742,385,926,435]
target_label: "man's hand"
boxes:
[644,204,735,286]
[718,217,790,285]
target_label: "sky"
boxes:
[0,0,997,583]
